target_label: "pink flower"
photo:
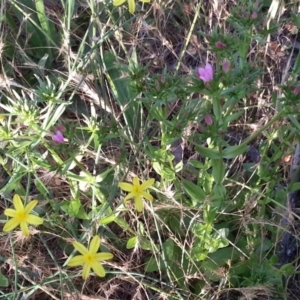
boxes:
[204,115,213,125]
[197,63,213,82]
[222,60,230,73]
[253,0,259,9]
[215,41,226,49]
[294,86,300,95]
[52,130,64,144]
[251,12,258,19]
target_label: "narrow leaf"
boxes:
[0,271,9,287]
[195,145,221,159]
[223,144,248,159]
[183,179,206,204]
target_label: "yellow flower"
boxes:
[3,194,44,236]
[119,176,155,212]
[113,0,150,14]
[67,236,113,280]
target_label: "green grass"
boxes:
[0,0,300,299]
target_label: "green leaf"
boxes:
[255,238,272,253]
[140,237,153,251]
[161,167,176,181]
[162,238,174,261]
[153,148,174,162]
[211,228,229,249]
[144,256,160,272]
[211,159,225,184]
[114,217,136,234]
[203,206,217,225]
[35,0,56,43]
[182,179,206,204]
[174,161,183,173]
[60,199,88,219]
[207,247,236,267]
[34,178,49,196]
[152,161,162,175]
[99,214,116,225]
[222,144,248,159]
[128,48,138,72]
[195,145,221,159]
[0,271,9,287]
[192,244,208,261]
[103,52,137,134]
[291,13,300,29]
[126,236,137,249]
[289,182,300,192]
[224,111,244,123]
[95,168,113,183]
[200,259,224,281]
[37,54,49,78]
[280,263,297,276]
[213,184,226,200]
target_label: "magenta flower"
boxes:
[204,115,213,125]
[52,130,64,144]
[222,60,230,73]
[215,41,227,49]
[294,86,300,95]
[197,64,213,82]
[251,12,258,19]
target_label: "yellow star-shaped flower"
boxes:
[113,0,150,14]
[3,194,44,236]
[67,236,113,280]
[119,176,155,212]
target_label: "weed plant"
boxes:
[0,0,300,299]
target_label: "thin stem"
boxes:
[175,0,203,73]
[240,110,285,147]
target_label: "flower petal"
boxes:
[91,262,106,277]
[113,0,126,6]
[198,68,208,81]
[133,176,140,187]
[4,208,17,217]
[26,214,44,225]
[141,191,153,201]
[205,64,213,81]
[94,252,114,261]
[128,0,136,13]
[89,236,100,254]
[134,196,143,212]
[24,200,38,214]
[140,178,155,190]
[124,192,135,202]
[67,255,85,267]
[82,263,91,280]
[197,68,205,79]
[73,241,89,255]
[118,182,133,192]
[205,63,213,73]
[20,222,29,236]
[3,218,20,232]
[52,131,64,144]
[13,194,24,211]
